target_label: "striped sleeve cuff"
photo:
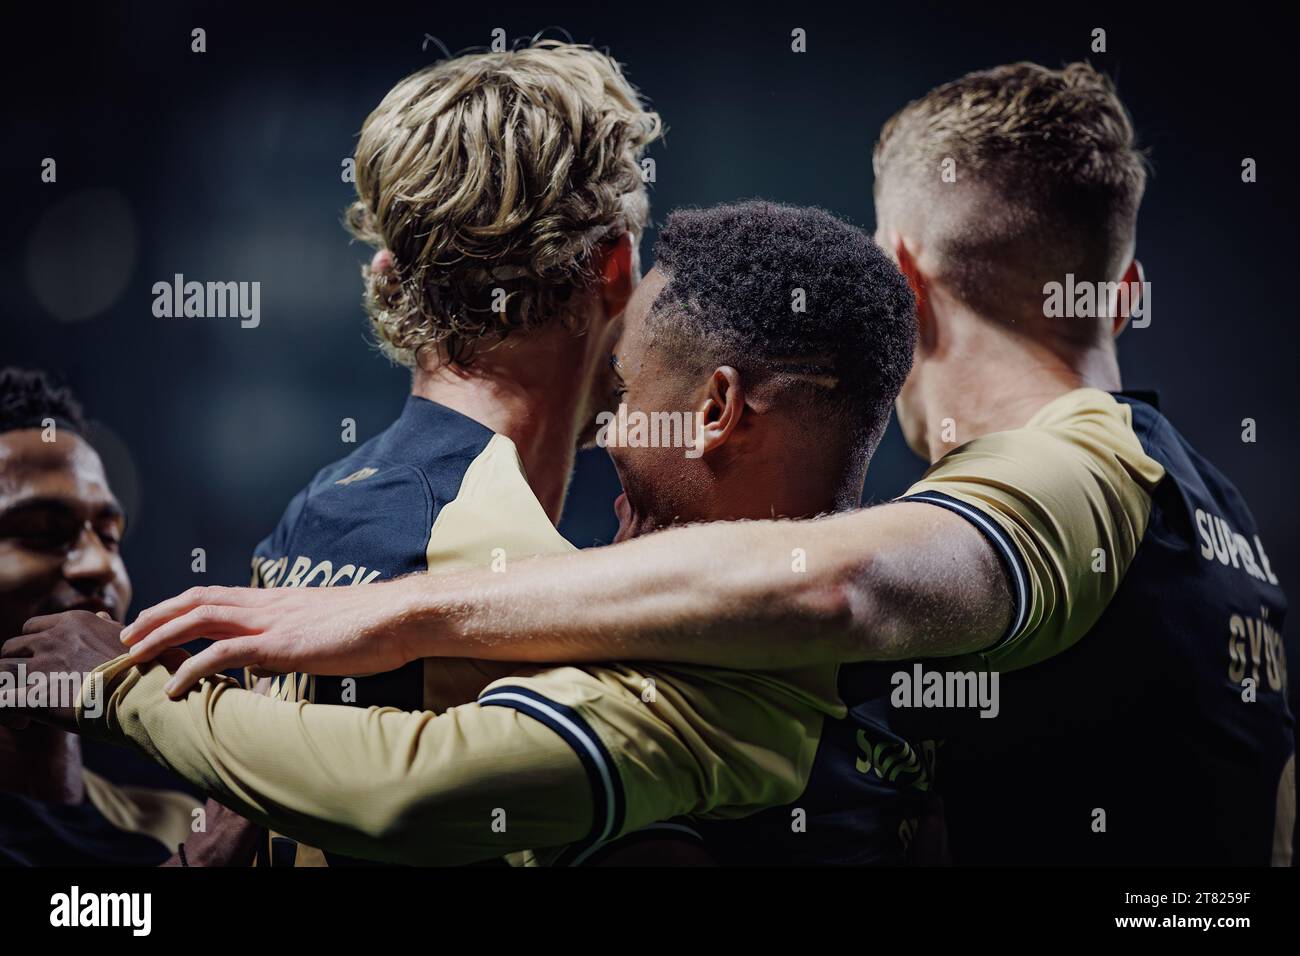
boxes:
[897,491,1031,647]
[478,685,625,866]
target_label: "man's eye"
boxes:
[18,531,76,554]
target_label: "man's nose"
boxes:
[63,524,116,585]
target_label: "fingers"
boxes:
[0,635,35,658]
[0,659,30,727]
[163,639,263,698]
[121,586,266,649]
[21,612,81,634]
[126,604,264,664]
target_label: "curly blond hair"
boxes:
[345,40,661,366]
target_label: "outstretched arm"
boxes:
[4,612,832,866]
[81,657,597,866]
[397,500,1011,667]
[122,390,1161,692]
[122,501,1012,694]
[0,616,594,865]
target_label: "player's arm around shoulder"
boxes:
[118,395,1167,684]
[895,388,1166,670]
[403,390,1167,670]
[75,651,813,865]
[74,653,600,865]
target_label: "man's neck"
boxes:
[690,428,866,526]
[0,726,84,804]
[918,317,1123,463]
[411,328,594,525]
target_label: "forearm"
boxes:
[402,502,1010,669]
[79,657,593,866]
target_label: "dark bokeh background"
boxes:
[3,3,1297,727]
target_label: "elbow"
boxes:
[816,550,925,663]
[783,555,882,664]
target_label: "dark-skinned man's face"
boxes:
[0,429,130,640]
[606,267,716,542]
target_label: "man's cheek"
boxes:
[0,543,60,592]
[0,544,62,633]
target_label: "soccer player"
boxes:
[208,39,658,866]
[5,202,924,865]
[0,368,208,865]
[120,63,1292,865]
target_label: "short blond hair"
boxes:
[873,62,1147,341]
[347,40,661,365]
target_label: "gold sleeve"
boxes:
[77,656,593,866]
[475,663,834,864]
[76,655,834,867]
[901,389,1166,671]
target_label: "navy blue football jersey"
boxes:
[248,395,581,865]
[251,396,501,711]
[932,391,1292,864]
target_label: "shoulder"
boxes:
[426,433,576,573]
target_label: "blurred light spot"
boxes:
[26,189,137,322]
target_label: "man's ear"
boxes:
[1112,259,1145,337]
[595,232,637,319]
[692,366,745,458]
[893,237,935,352]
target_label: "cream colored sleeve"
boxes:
[77,656,593,866]
[901,390,1166,671]
[475,664,832,864]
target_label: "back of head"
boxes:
[649,201,916,457]
[348,40,662,365]
[873,62,1147,348]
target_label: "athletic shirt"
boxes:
[248,395,566,864]
[697,388,1292,865]
[916,389,1292,864]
